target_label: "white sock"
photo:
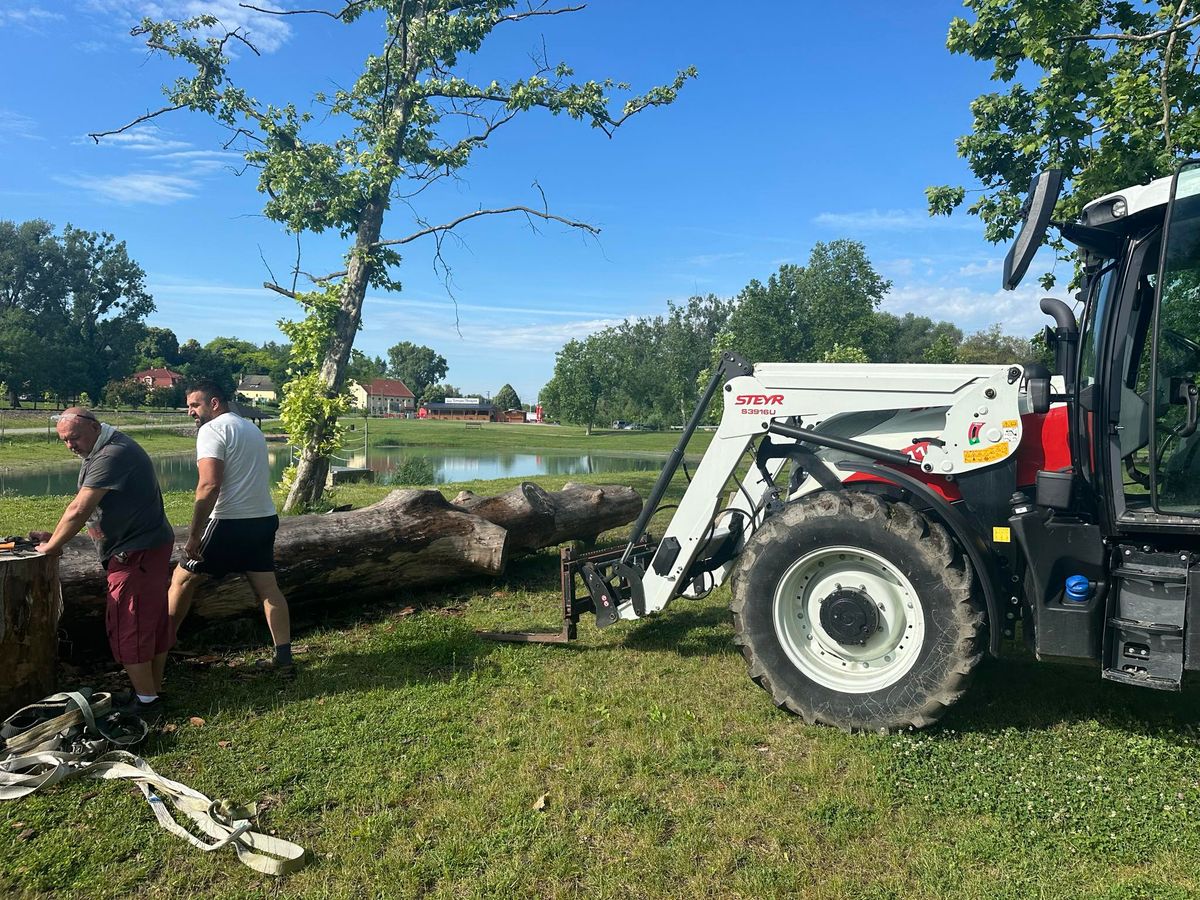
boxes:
[136,693,158,704]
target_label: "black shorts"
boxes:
[183,515,279,578]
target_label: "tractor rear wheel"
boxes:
[730,491,984,732]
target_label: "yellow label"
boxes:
[1001,419,1019,429]
[963,441,1010,464]
[992,526,1012,543]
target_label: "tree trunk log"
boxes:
[55,481,642,636]
[451,481,641,551]
[0,554,62,718]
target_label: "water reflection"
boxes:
[0,445,665,497]
[342,446,665,484]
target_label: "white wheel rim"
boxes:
[772,545,925,693]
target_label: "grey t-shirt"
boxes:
[79,431,174,562]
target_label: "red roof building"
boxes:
[366,378,416,417]
[131,367,185,389]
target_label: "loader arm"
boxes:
[621,361,1030,620]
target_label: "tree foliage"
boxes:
[0,219,153,405]
[346,349,388,386]
[539,247,1057,425]
[719,242,891,367]
[928,0,1200,284]
[105,3,693,511]
[493,383,521,410]
[387,341,448,397]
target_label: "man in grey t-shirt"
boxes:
[35,408,175,718]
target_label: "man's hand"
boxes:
[184,535,203,561]
[35,542,61,556]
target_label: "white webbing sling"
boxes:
[0,691,306,877]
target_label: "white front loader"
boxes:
[626,362,1033,619]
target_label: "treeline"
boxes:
[541,240,1045,432]
[0,218,515,410]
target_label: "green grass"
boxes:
[361,417,713,455]
[0,432,203,472]
[4,470,1200,897]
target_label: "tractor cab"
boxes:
[1008,161,1200,686]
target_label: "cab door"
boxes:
[1150,161,1200,517]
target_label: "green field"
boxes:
[0,430,203,472]
[361,417,714,455]
[4,467,1200,898]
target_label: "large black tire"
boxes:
[730,491,984,732]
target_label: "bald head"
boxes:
[55,407,102,457]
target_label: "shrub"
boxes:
[383,456,436,486]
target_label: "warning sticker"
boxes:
[992,526,1011,543]
[1001,419,1019,429]
[963,441,1010,464]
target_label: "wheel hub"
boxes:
[818,588,879,645]
[772,546,926,694]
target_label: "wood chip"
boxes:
[188,716,206,727]
[218,740,231,749]
[532,793,548,811]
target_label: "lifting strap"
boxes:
[0,691,306,877]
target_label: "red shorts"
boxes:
[105,540,175,666]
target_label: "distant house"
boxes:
[237,374,277,405]
[356,378,416,417]
[503,409,526,424]
[418,398,499,422]
[131,367,185,389]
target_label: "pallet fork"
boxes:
[476,540,656,644]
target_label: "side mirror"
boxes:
[1003,170,1064,291]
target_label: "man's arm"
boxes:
[36,486,109,555]
[185,456,224,560]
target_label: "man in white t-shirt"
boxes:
[168,379,294,675]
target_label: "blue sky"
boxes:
[0,1,1055,402]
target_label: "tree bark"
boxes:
[55,481,642,634]
[451,481,641,551]
[0,554,61,718]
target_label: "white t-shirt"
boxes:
[196,411,276,520]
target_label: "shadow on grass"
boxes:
[939,650,1200,740]
[620,603,738,658]
[165,616,507,721]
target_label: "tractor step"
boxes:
[1102,547,1191,690]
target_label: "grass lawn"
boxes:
[4,471,1200,898]
[361,417,714,456]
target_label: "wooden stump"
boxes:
[0,553,61,720]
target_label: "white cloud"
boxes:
[957,257,1003,277]
[86,1,294,53]
[0,108,39,142]
[0,6,64,27]
[813,208,980,232]
[57,172,200,204]
[882,282,1051,335]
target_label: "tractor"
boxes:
[494,161,1200,732]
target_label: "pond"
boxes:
[0,445,667,497]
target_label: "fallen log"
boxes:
[55,481,642,634]
[450,481,641,551]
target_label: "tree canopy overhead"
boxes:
[100,1,694,511]
[928,0,1200,281]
